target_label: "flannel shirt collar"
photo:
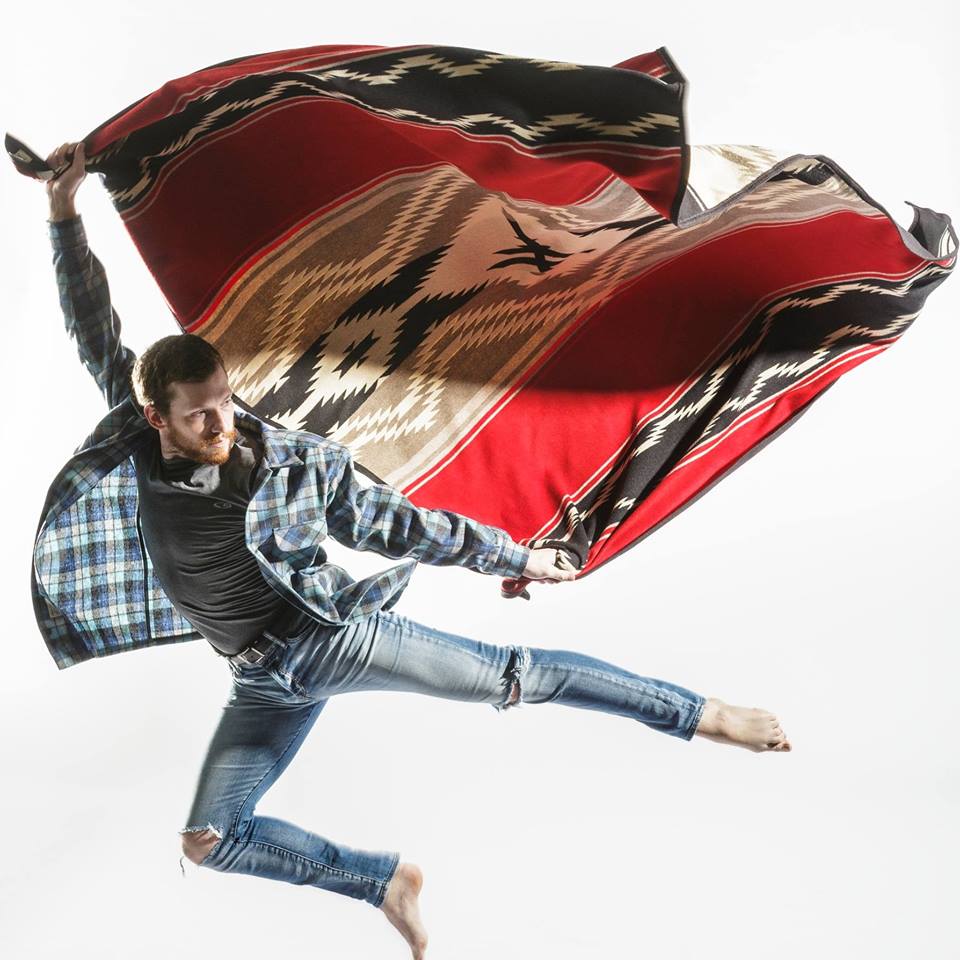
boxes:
[234,409,303,470]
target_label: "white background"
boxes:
[1,2,957,957]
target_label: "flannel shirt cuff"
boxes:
[48,214,86,250]
[494,537,531,579]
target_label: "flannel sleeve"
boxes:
[49,215,137,409]
[325,445,531,578]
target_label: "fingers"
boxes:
[44,140,83,173]
[539,566,577,585]
[525,546,579,584]
[553,553,577,581]
[45,142,70,169]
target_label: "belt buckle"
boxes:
[243,645,268,665]
[236,638,272,666]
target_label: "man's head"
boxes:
[135,335,237,465]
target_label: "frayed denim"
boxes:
[179,609,705,903]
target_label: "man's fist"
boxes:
[521,546,578,584]
[46,141,86,221]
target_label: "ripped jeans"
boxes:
[179,608,706,907]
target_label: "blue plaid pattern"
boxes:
[33,217,530,670]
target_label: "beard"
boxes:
[167,427,239,465]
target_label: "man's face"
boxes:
[146,364,237,465]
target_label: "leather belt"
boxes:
[228,634,283,668]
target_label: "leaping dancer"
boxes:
[30,141,790,959]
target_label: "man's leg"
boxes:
[274,611,790,751]
[178,661,400,906]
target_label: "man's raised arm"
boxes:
[45,141,137,410]
[324,442,578,584]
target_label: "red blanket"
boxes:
[75,43,957,597]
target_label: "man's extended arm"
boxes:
[325,443,533,580]
[46,141,137,409]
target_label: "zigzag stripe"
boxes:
[522,263,945,558]
[88,46,684,215]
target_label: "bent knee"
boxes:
[180,826,223,865]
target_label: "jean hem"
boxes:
[372,850,402,908]
[681,694,707,741]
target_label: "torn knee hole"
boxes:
[496,646,530,712]
[497,677,522,712]
[179,825,223,866]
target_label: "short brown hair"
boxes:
[134,334,225,416]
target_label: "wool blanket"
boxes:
[68,43,959,597]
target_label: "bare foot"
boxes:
[694,697,792,753]
[380,862,428,959]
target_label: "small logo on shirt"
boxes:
[212,501,234,510]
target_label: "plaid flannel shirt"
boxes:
[32,216,530,670]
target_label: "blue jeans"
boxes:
[179,609,706,907]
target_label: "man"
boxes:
[33,140,790,960]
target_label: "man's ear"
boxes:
[143,403,165,431]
